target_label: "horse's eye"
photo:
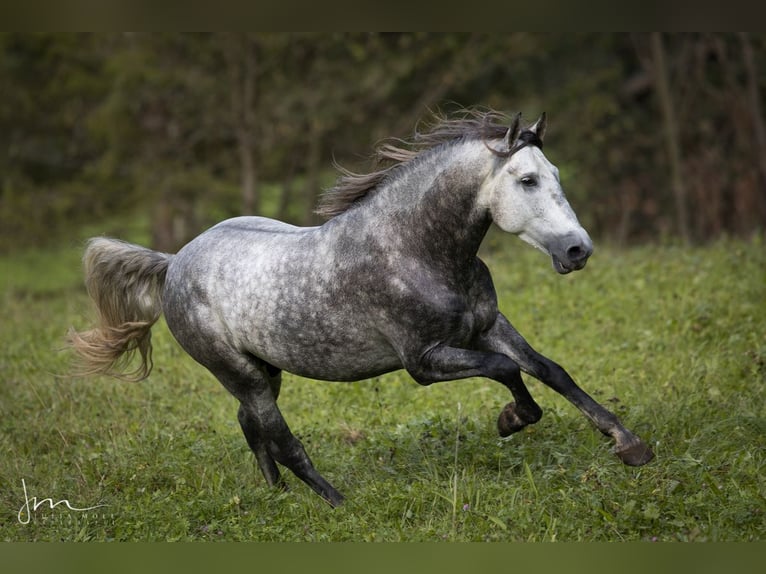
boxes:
[520,175,538,188]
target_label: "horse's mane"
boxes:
[316,108,515,219]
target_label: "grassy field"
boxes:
[1,229,764,541]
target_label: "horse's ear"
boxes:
[503,112,522,150]
[530,112,547,142]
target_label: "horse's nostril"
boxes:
[567,245,585,261]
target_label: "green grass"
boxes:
[1,230,764,541]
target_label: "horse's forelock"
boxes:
[516,130,543,151]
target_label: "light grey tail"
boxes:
[67,237,172,381]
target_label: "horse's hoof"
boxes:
[497,402,541,437]
[498,407,525,437]
[615,440,655,466]
[325,491,345,508]
[318,485,345,508]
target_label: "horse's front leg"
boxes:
[483,313,654,466]
[404,344,543,434]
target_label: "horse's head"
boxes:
[480,113,593,274]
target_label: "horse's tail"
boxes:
[67,237,172,381]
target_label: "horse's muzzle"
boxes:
[550,234,593,274]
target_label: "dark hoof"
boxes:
[497,402,542,438]
[324,490,345,508]
[615,440,655,466]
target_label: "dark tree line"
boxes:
[1,33,764,252]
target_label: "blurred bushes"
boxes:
[1,33,764,252]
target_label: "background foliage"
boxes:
[1,33,764,252]
[1,33,764,542]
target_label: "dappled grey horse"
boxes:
[69,109,653,506]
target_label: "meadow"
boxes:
[1,228,764,542]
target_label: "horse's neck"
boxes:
[364,143,493,267]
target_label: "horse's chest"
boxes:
[379,260,498,346]
[453,298,497,345]
[407,285,497,349]
[449,271,498,344]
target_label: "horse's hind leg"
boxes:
[237,369,285,489]
[211,353,344,506]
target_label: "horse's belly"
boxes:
[278,347,402,382]
[243,316,403,382]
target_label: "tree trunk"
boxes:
[278,158,298,222]
[739,32,766,221]
[650,33,690,243]
[151,194,175,252]
[393,34,484,138]
[237,125,257,215]
[303,117,323,226]
[226,35,259,215]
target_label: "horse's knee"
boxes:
[408,371,437,386]
[403,360,440,386]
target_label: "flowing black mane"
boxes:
[316,108,528,219]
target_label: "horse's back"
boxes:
[194,215,312,247]
[169,215,316,275]
[167,213,316,291]
[210,215,309,235]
